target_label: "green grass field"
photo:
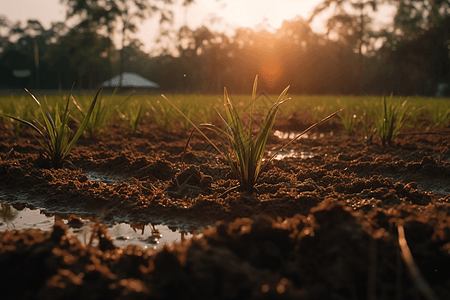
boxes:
[1,92,449,137]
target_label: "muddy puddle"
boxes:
[0,203,200,250]
[1,169,202,249]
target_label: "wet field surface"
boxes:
[1,118,450,299]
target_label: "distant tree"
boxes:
[0,15,10,53]
[381,0,450,95]
[0,20,58,89]
[275,17,322,93]
[59,27,111,89]
[176,26,233,93]
[308,0,387,94]
[0,18,110,90]
[60,0,194,87]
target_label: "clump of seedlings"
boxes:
[117,98,143,133]
[148,99,176,130]
[3,88,101,168]
[375,95,409,146]
[426,99,450,129]
[163,76,341,194]
[338,109,358,136]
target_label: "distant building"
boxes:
[101,72,160,89]
[436,83,450,97]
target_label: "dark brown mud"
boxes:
[1,115,450,299]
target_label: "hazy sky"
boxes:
[1,0,394,52]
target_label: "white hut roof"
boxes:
[101,72,160,88]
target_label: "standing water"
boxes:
[0,203,201,250]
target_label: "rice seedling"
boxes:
[176,100,196,130]
[71,96,109,136]
[148,99,175,130]
[304,96,342,122]
[426,99,450,129]
[117,99,143,133]
[375,95,409,146]
[357,112,376,145]
[338,109,357,136]
[163,76,342,194]
[71,90,130,136]
[0,102,29,138]
[0,94,47,138]
[3,88,101,168]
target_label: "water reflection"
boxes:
[273,130,334,140]
[267,149,315,160]
[0,203,199,250]
[84,171,130,185]
[1,204,19,228]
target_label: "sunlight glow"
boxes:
[218,0,318,31]
[260,56,283,86]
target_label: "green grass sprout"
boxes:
[199,76,290,194]
[164,76,342,194]
[0,102,28,138]
[117,99,143,133]
[148,99,175,130]
[72,89,131,136]
[358,112,376,145]
[426,100,450,129]
[72,96,109,136]
[338,109,357,136]
[375,95,409,146]
[5,88,101,168]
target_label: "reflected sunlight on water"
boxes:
[266,149,315,160]
[85,171,131,185]
[273,130,334,140]
[0,204,200,250]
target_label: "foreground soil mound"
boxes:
[1,200,449,300]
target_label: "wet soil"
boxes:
[1,114,450,299]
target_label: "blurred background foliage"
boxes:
[0,0,449,96]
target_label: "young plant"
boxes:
[4,88,101,168]
[375,95,409,146]
[1,113,27,138]
[148,100,175,130]
[117,100,143,133]
[0,97,35,138]
[72,91,127,136]
[357,112,376,145]
[202,79,290,194]
[74,96,109,136]
[177,101,195,130]
[163,76,341,194]
[338,110,357,136]
[427,100,450,129]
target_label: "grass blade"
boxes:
[64,88,102,156]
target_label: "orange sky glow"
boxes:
[1,0,394,59]
[0,0,365,49]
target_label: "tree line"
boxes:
[0,0,449,96]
